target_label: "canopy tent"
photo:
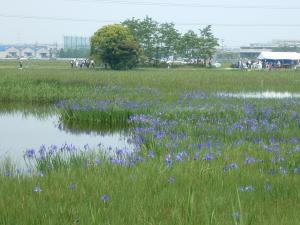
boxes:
[258,52,300,60]
[258,52,300,67]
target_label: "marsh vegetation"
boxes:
[1,60,300,224]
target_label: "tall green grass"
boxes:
[2,157,300,225]
[1,60,300,224]
[1,60,300,105]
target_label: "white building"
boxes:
[21,48,35,58]
[0,47,20,58]
[36,48,50,58]
[0,46,51,59]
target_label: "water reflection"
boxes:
[217,92,300,99]
[0,102,56,117]
[58,117,129,135]
[0,111,132,165]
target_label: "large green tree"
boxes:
[91,24,140,70]
[197,25,219,65]
[122,16,159,62]
[158,22,180,58]
[177,30,199,60]
[122,16,219,66]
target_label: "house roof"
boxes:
[22,47,35,52]
[0,46,7,51]
[258,52,300,60]
[0,45,50,52]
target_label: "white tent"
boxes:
[258,52,300,60]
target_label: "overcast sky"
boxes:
[1,0,300,47]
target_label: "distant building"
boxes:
[21,48,35,58]
[239,47,272,59]
[0,47,20,58]
[36,48,50,58]
[63,36,90,49]
[272,39,300,47]
[0,44,57,59]
[239,39,300,59]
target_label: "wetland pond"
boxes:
[0,108,133,167]
[217,91,300,99]
[3,91,300,168]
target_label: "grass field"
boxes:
[1,60,300,225]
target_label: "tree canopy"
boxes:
[198,25,219,64]
[91,24,140,70]
[91,17,219,69]
[122,16,219,66]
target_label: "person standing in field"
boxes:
[70,60,74,68]
[277,60,281,69]
[86,59,90,68]
[19,60,23,69]
[268,63,272,71]
[90,60,95,69]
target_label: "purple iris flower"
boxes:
[25,149,35,158]
[245,157,256,164]
[168,176,175,184]
[68,184,76,190]
[202,153,213,161]
[224,163,238,172]
[147,150,155,158]
[101,194,109,203]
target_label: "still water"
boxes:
[217,91,300,99]
[0,112,132,164]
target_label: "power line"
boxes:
[66,0,300,10]
[2,13,300,28]
[0,13,116,23]
[177,23,300,27]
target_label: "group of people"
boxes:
[70,58,95,69]
[237,60,284,71]
[237,60,262,70]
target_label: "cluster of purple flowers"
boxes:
[124,100,300,181]
[9,99,300,193]
[24,143,81,161]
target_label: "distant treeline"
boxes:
[57,48,90,58]
[122,16,219,65]
[59,16,219,66]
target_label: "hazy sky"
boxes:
[1,0,300,47]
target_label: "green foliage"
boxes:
[158,22,181,58]
[198,25,219,63]
[177,30,199,59]
[123,16,159,62]
[123,17,219,67]
[123,18,182,62]
[1,60,300,105]
[91,24,140,70]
